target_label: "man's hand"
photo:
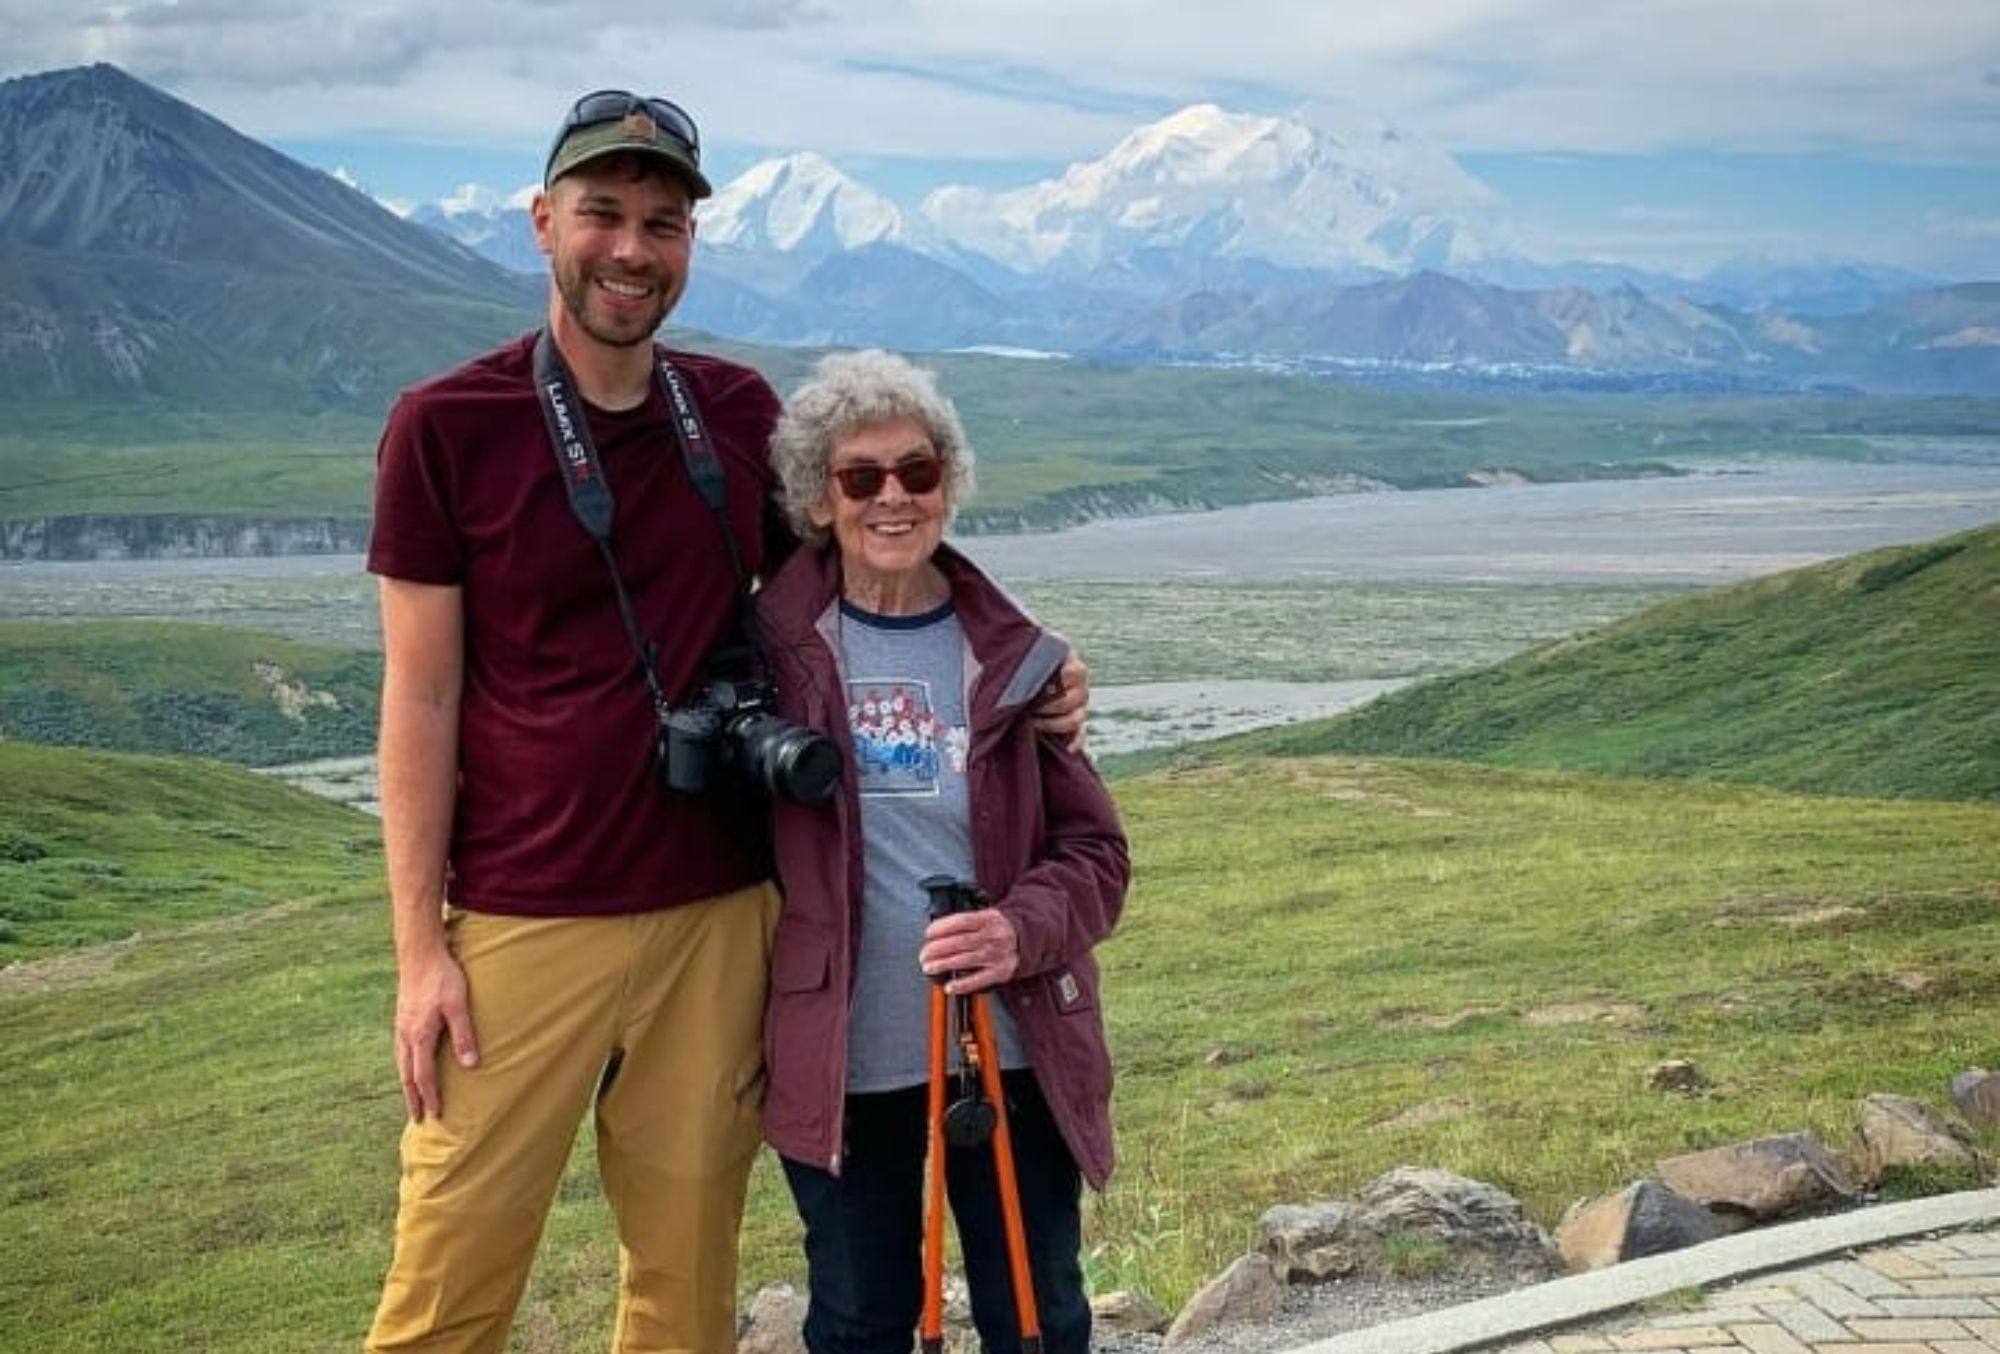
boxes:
[394,946,478,1121]
[1031,646,1091,752]
[919,908,1020,995]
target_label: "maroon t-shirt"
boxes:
[368,332,792,916]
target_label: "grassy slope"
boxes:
[0,618,380,766]
[2,748,1996,1350]
[1199,524,2000,802]
[0,742,380,959]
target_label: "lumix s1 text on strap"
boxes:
[531,330,665,708]
[656,355,750,590]
[533,331,616,541]
[531,329,748,589]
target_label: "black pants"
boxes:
[781,1070,1090,1354]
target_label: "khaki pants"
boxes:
[365,881,780,1354]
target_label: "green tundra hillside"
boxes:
[0,618,380,765]
[1215,523,2000,801]
[0,740,379,959]
[3,749,1996,1351]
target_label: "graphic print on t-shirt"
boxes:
[846,679,969,797]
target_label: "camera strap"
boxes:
[532,329,754,699]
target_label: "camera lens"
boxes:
[730,713,842,805]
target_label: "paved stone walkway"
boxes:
[1289,1189,2000,1354]
[1497,1229,2000,1354]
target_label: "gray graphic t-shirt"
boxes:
[839,598,1027,1093]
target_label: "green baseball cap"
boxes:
[544,92,713,199]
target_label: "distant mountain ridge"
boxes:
[0,64,536,406]
[1,63,1995,402]
[401,97,1992,393]
[0,65,519,294]
[1100,272,1769,371]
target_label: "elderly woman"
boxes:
[757,349,1128,1354]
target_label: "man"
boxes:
[364,91,1084,1353]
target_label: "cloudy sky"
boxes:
[7,0,1998,277]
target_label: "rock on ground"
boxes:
[1094,1269,1529,1354]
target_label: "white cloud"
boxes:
[1616,206,1711,227]
[1511,222,1820,275]
[2,0,1997,167]
[1924,212,2000,239]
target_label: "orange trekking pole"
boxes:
[919,875,1043,1354]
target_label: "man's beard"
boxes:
[554,264,677,348]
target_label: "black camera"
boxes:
[658,677,841,806]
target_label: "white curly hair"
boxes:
[769,349,976,546]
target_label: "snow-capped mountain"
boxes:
[702,152,939,259]
[405,182,544,275]
[410,180,537,230]
[14,63,1961,397]
[402,154,946,284]
[383,114,1989,391]
[920,103,1502,280]
[415,104,1504,290]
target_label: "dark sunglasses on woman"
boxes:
[832,456,945,501]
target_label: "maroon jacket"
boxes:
[756,541,1129,1189]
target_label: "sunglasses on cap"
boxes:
[558,89,701,156]
[831,455,946,501]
